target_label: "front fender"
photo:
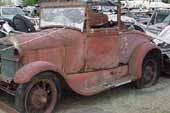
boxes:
[14,61,64,84]
[129,42,161,80]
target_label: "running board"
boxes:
[114,80,132,87]
[103,77,132,89]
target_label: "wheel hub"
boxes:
[31,88,48,109]
[145,66,154,80]
[143,60,157,85]
[24,78,58,113]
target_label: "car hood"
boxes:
[6,28,84,51]
[150,23,168,30]
[146,25,170,44]
[158,25,170,44]
[147,23,168,35]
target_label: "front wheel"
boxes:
[15,73,61,113]
[134,55,160,89]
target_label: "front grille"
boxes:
[0,44,18,81]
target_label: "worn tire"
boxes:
[13,15,36,33]
[15,72,61,113]
[134,55,160,89]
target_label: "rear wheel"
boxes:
[134,55,160,89]
[15,73,61,113]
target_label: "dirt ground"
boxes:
[0,101,18,113]
[1,76,170,113]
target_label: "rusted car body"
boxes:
[0,1,162,113]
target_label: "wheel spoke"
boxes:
[42,82,47,90]
[35,83,42,90]
[143,59,157,86]
[24,79,57,113]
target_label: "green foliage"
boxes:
[163,0,170,3]
[23,0,38,5]
[0,1,5,6]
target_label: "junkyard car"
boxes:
[0,1,162,113]
[133,9,170,35]
[134,9,170,73]
[146,9,170,35]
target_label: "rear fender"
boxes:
[14,61,65,84]
[129,42,161,80]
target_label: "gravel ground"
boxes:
[0,110,6,113]
[1,76,170,113]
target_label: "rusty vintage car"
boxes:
[0,0,162,113]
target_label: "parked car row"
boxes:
[0,0,169,113]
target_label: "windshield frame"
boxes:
[40,3,86,31]
[148,9,170,26]
[39,1,119,31]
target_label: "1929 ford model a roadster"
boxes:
[0,1,162,113]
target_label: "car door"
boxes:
[85,9,120,71]
[86,27,120,71]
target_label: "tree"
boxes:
[0,1,5,6]
[163,0,170,3]
[23,0,38,5]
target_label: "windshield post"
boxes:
[117,0,122,30]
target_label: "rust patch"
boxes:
[67,66,128,96]
[119,32,151,64]
[86,29,120,71]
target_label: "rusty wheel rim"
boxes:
[143,59,157,87]
[24,79,57,113]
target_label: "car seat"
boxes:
[13,15,36,33]
[88,10,109,28]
